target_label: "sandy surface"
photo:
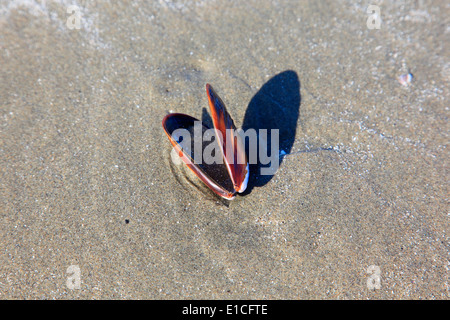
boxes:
[0,0,448,299]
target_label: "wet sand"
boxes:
[0,1,448,299]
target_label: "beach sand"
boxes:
[0,0,448,299]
